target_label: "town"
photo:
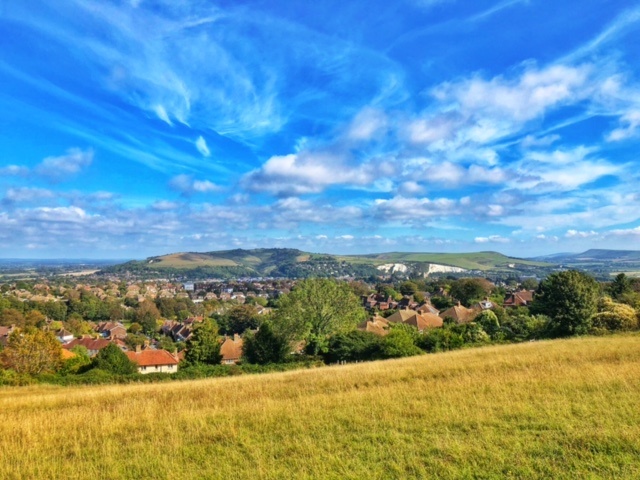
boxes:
[1,269,638,384]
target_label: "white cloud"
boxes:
[565,229,598,238]
[170,174,220,195]
[373,195,458,221]
[607,226,640,237]
[35,148,93,180]
[0,165,29,176]
[4,187,55,203]
[152,200,181,211]
[514,145,620,192]
[398,181,423,196]
[347,108,387,141]
[607,110,640,141]
[242,152,382,196]
[521,134,560,148]
[192,180,218,193]
[195,136,211,157]
[474,235,510,244]
[434,64,592,123]
[406,116,457,145]
[30,206,93,223]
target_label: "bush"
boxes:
[92,344,138,375]
[380,324,422,358]
[591,297,638,332]
[323,330,382,363]
[417,328,465,353]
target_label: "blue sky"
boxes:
[1,0,640,259]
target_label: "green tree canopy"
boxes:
[273,279,366,355]
[475,310,500,338]
[137,300,161,334]
[184,319,222,365]
[242,321,290,364]
[450,278,493,307]
[220,304,260,335]
[92,344,137,375]
[399,281,419,296]
[380,324,422,359]
[531,270,600,336]
[608,273,632,300]
[520,278,539,290]
[324,330,382,363]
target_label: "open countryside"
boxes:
[2,335,640,479]
[3,0,640,478]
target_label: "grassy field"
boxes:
[149,253,241,268]
[337,251,551,271]
[2,336,640,479]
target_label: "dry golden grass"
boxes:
[2,335,640,479]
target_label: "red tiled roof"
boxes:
[63,337,111,351]
[125,349,179,367]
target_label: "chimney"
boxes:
[234,333,240,342]
[135,344,141,353]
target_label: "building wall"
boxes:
[137,364,178,374]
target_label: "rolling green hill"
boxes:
[101,248,554,279]
[337,251,550,271]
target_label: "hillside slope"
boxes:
[2,335,640,479]
[103,248,553,278]
[338,250,550,271]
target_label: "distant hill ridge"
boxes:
[101,248,554,279]
[532,249,640,263]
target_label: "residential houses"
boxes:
[125,347,180,374]
[503,290,534,307]
[63,337,112,357]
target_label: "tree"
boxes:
[521,278,539,291]
[128,322,143,334]
[184,319,222,365]
[399,281,419,297]
[223,304,260,335]
[608,273,632,300]
[242,321,291,364]
[24,310,46,328]
[0,308,25,327]
[450,278,493,307]
[348,281,372,298]
[531,270,600,336]
[475,310,500,338]
[137,300,161,334]
[274,279,366,355]
[92,344,137,375]
[0,328,63,375]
